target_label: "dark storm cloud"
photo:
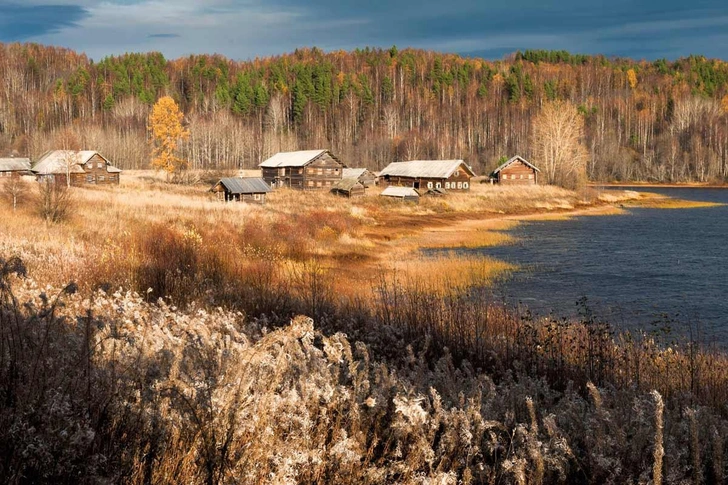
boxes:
[0,4,89,41]
[1,0,726,60]
[265,0,728,59]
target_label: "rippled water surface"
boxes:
[472,187,728,342]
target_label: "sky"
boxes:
[1,0,727,61]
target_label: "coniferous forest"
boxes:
[1,42,728,181]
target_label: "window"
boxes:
[519,174,524,179]
[463,182,469,189]
[86,175,94,183]
[308,180,314,186]
[97,162,103,169]
[316,181,322,187]
[457,182,463,189]
[99,175,105,181]
[435,182,441,189]
[427,181,433,189]
[528,174,534,179]
[254,194,261,200]
[87,163,93,170]
[445,182,450,189]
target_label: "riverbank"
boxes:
[591,182,728,188]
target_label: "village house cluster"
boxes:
[0,150,122,185]
[1,148,541,205]
[211,150,541,204]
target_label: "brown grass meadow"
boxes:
[3,173,728,484]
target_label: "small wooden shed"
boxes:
[331,177,365,198]
[342,168,377,187]
[0,158,31,178]
[490,156,540,185]
[380,186,420,203]
[211,177,271,204]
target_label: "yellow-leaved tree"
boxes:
[627,68,638,90]
[722,94,728,114]
[148,96,189,180]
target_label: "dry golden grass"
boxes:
[390,254,515,293]
[0,170,641,301]
[624,197,726,209]
[5,172,728,484]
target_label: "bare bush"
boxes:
[36,179,73,223]
[1,177,28,210]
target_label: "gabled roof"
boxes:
[379,160,475,179]
[491,155,541,175]
[0,158,31,171]
[32,150,121,175]
[380,186,420,198]
[259,149,342,168]
[213,177,271,194]
[331,177,364,191]
[342,168,373,179]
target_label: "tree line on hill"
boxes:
[1,43,728,182]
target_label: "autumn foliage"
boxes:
[148,95,189,177]
[2,43,728,182]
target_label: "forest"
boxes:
[1,42,728,181]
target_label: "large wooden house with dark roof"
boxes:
[32,150,122,186]
[490,156,540,185]
[259,149,345,190]
[379,160,475,192]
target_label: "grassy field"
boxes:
[7,173,728,484]
[0,171,633,300]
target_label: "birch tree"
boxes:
[532,100,588,189]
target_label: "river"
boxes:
[471,187,728,343]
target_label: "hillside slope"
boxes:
[0,43,727,181]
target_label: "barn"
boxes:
[0,158,31,178]
[32,150,122,186]
[380,186,420,203]
[260,149,345,190]
[379,160,475,192]
[331,177,365,198]
[490,156,540,185]
[342,168,377,187]
[210,177,271,204]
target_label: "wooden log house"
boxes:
[0,158,31,178]
[32,150,122,186]
[490,156,540,185]
[379,160,475,192]
[210,177,271,204]
[260,149,345,190]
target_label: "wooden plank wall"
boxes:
[498,161,537,185]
